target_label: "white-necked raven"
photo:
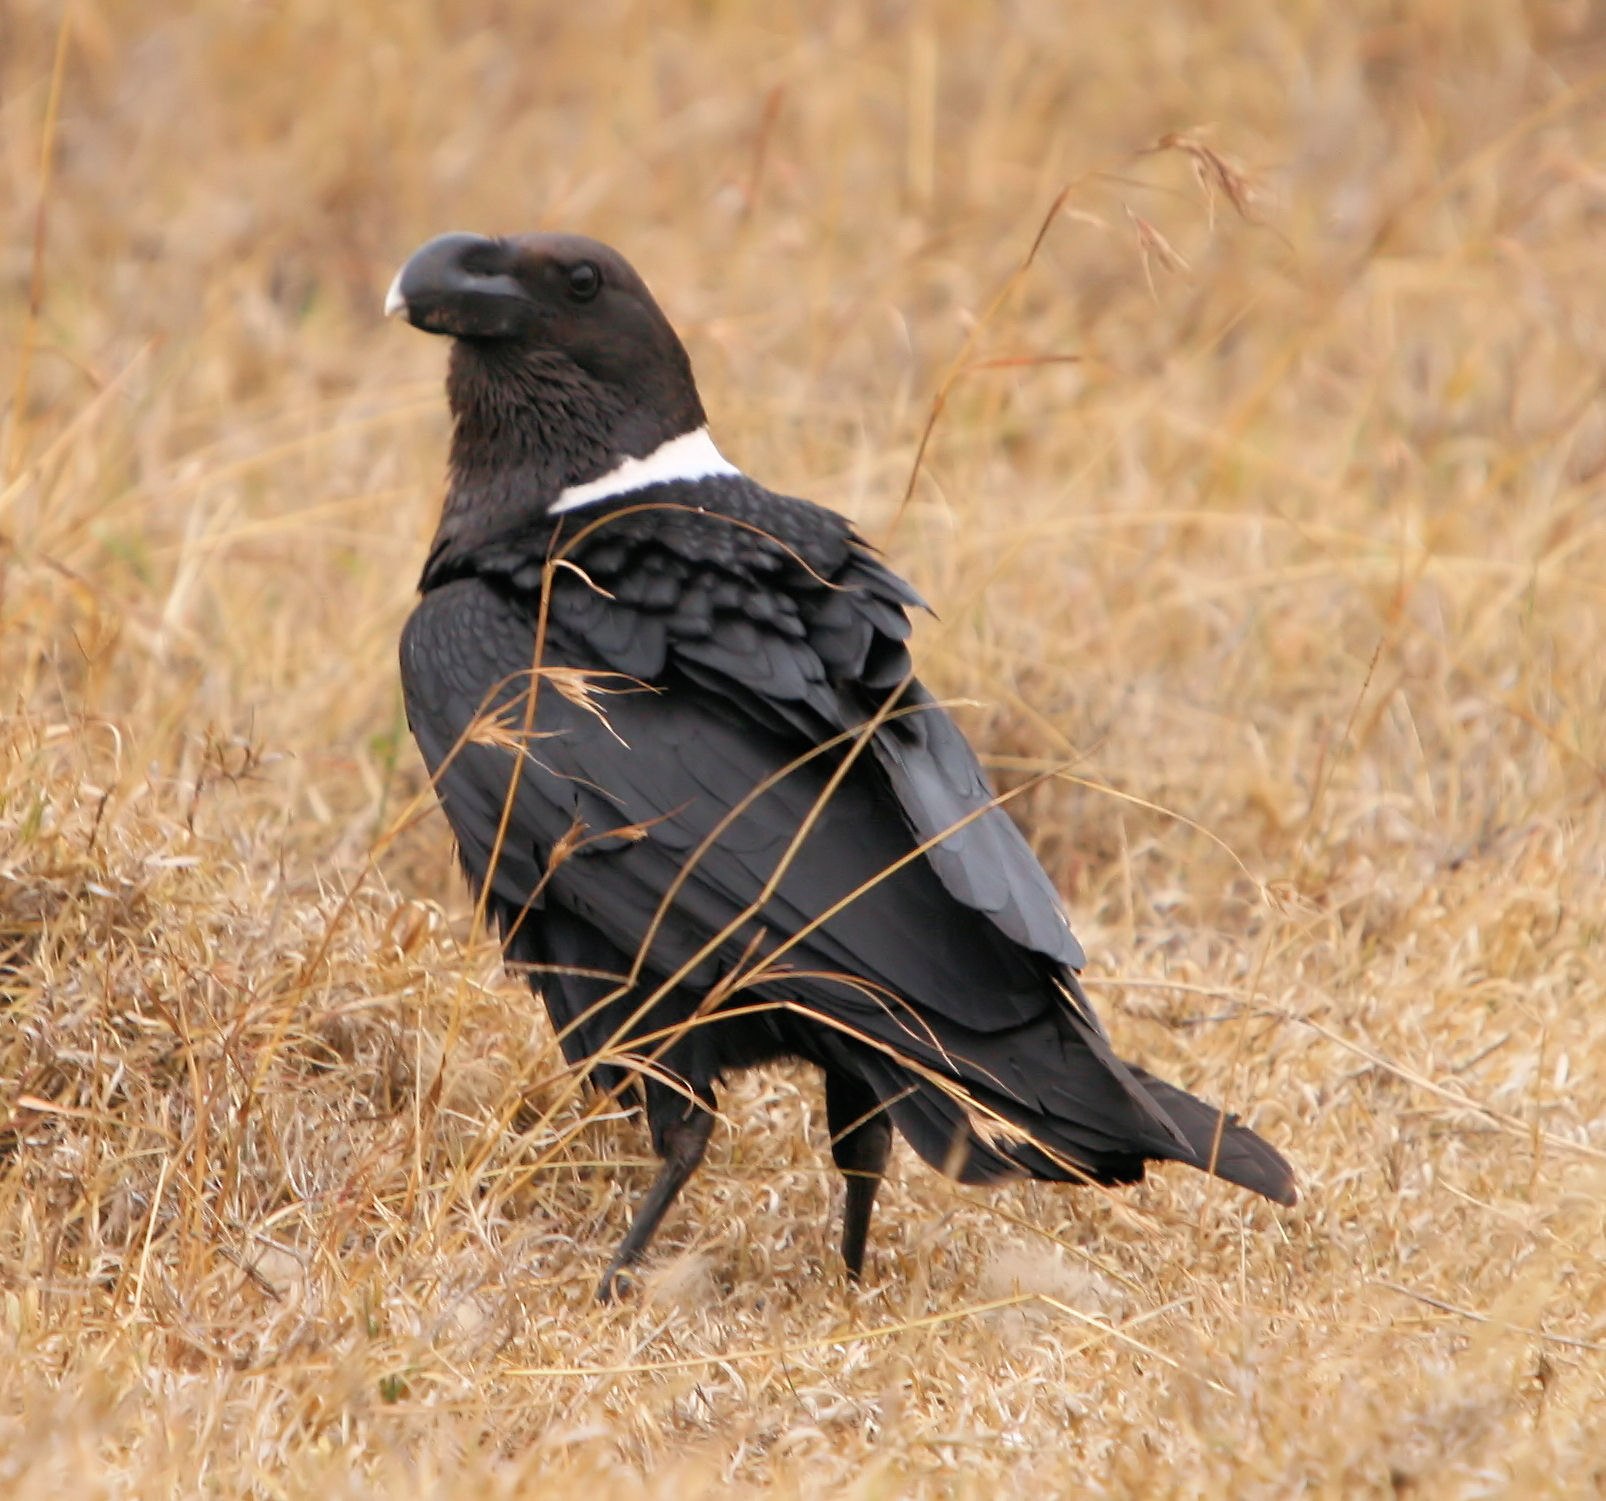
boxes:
[387,232,1295,1298]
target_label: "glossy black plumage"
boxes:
[388,231,1295,1296]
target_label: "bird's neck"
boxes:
[444,343,629,492]
[419,344,687,592]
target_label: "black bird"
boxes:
[387,231,1295,1298]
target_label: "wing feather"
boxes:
[401,486,1202,1163]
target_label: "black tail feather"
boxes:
[1123,1064,1298,1206]
[844,1043,1295,1203]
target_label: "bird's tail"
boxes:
[1122,1063,1298,1206]
[849,1045,1297,1207]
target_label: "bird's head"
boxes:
[385,231,707,478]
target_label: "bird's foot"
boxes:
[595,1260,641,1304]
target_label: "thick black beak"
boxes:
[384,233,536,338]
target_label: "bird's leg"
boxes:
[825,1071,892,1280]
[596,1081,714,1302]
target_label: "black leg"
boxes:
[825,1070,892,1280]
[597,1080,715,1302]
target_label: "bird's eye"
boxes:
[567,262,602,302]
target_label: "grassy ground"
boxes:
[3,1,1605,1494]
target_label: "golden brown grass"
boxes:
[4,2,1605,1494]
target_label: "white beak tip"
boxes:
[384,271,408,320]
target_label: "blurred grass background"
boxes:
[2,1,1604,1494]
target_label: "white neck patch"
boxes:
[549,426,739,515]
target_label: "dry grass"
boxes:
[4,1,1606,1494]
